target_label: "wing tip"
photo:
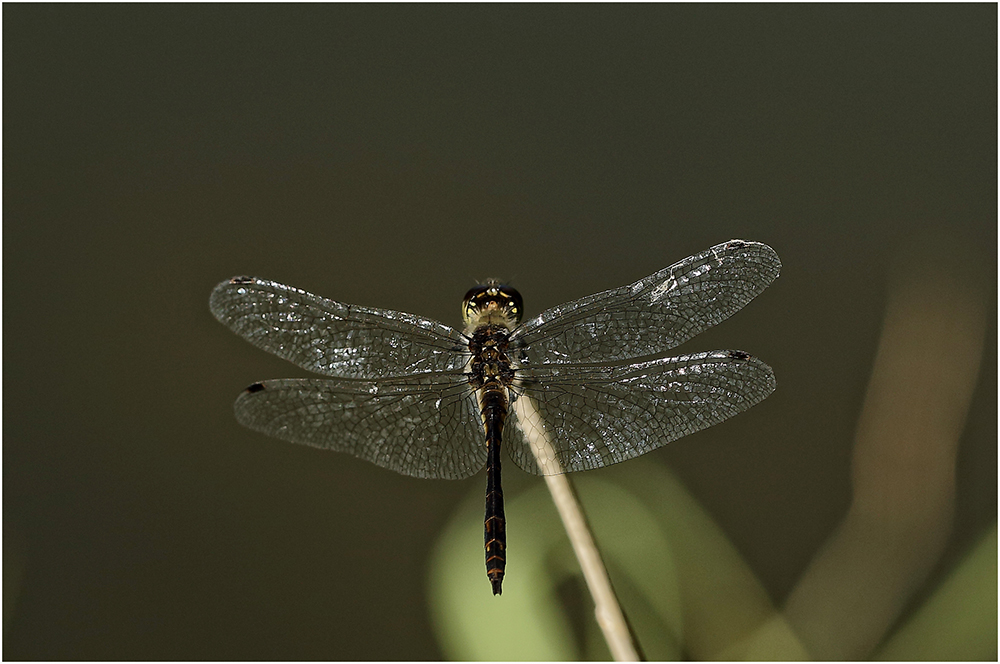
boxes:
[723,239,782,281]
[717,348,777,398]
[209,276,259,320]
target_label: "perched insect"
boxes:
[210,239,780,595]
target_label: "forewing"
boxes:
[506,351,775,475]
[511,240,780,364]
[210,277,468,378]
[233,374,485,479]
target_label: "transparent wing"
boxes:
[233,373,485,479]
[510,240,780,364]
[210,277,468,379]
[506,350,775,475]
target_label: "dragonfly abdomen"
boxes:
[483,397,506,595]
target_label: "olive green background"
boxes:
[4,5,995,659]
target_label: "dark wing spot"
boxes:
[728,350,752,360]
[726,240,747,250]
[230,276,254,284]
[245,382,267,393]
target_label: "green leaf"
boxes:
[875,524,998,661]
[427,461,806,660]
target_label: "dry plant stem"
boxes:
[514,395,640,662]
[783,251,987,659]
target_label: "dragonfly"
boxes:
[210,239,780,595]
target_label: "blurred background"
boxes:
[4,5,995,660]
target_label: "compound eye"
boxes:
[463,286,487,304]
[462,286,488,323]
[499,286,523,318]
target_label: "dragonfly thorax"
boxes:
[462,282,522,333]
[467,326,516,391]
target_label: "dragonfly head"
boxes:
[462,281,523,331]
